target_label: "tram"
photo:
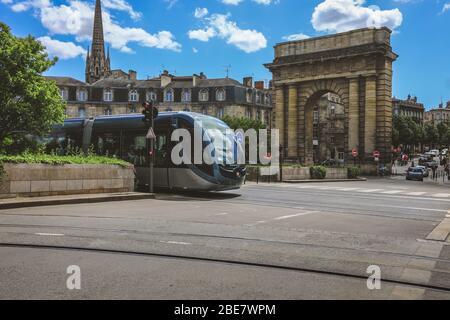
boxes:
[46,112,246,191]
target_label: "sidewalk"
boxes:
[0,192,155,210]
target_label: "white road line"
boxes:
[405,192,427,196]
[336,188,361,191]
[357,189,383,193]
[381,190,404,194]
[433,194,450,198]
[214,212,229,216]
[160,241,191,246]
[273,211,319,221]
[35,233,65,237]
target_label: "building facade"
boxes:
[49,73,273,125]
[392,95,425,123]
[424,101,450,125]
[313,93,346,163]
[47,0,272,124]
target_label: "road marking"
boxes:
[336,188,361,191]
[405,192,427,196]
[381,190,404,194]
[214,212,229,216]
[160,241,191,246]
[273,211,319,221]
[433,194,450,198]
[35,233,65,237]
[356,189,383,193]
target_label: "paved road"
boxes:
[1,178,450,299]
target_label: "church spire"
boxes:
[85,0,110,84]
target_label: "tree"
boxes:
[0,22,65,153]
[221,115,267,131]
[424,123,439,149]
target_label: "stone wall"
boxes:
[0,164,135,198]
[245,166,348,182]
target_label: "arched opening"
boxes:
[305,90,346,165]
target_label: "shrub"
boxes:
[347,166,361,179]
[310,166,327,179]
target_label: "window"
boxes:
[257,110,261,121]
[256,92,262,104]
[77,89,87,102]
[338,152,345,161]
[217,107,224,118]
[313,110,319,124]
[330,105,336,116]
[246,108,252,119]
[129,90,139,102]
[60,88,68,101]
[216,89,226,101]
[146,91,157,102]
[104,89,113,102]
[199,89,209,102]
[164,89,174,102]
[246,90,253,103]
[265,94,270,105]
[78,107,86,118]
[104,107,112,116]
[182,89,191,102]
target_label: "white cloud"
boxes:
[282,33,310,41]
[221,0,243,5]
[102,0,141,20]
[443,3,450,13]
[221,0,278,5]
[312,0,403,33]
[3,0,181,54]
[189,13,267,53]
[37,36,87,59]
[194,7,208,19]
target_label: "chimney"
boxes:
[161,70,172,87]
[243,77,253,87]
[199,72,207,79]
[129,70,137,80]
[254,81,264,90]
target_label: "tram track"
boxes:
[0,222,449,265]
[1,242,450,294]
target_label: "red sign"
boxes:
[373,150,381,158]
[352,149,358,157]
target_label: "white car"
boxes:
[429,150,440,157]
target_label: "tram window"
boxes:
[122,132,147,167]
[155,134,168,168]
[93,133,120,158]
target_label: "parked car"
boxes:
[406,167,424,181]
[416,165,429,177]
[429,150,440,157]
[418,154,433,166]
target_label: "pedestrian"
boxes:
[432,164,437,180]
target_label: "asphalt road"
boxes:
[1,178,450,299]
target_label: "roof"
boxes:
[45,76,87,86]
[196,78,242,87]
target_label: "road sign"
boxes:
[352,149,358,157]
[373,150,380,158]
[146,127,156,140]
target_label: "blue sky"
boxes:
[1,0,449,109]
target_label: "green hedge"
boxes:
[310,166,327,179]
[347,166,361,179]
[0,154,131,167]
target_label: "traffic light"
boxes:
[142,101,158,125]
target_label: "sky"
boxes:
[0,0,449,109]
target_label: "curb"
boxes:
[0,193,155,210]
[283,178,367,183]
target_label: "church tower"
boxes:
[85,0,111,84]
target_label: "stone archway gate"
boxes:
[265,27,398,166]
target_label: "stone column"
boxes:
[364,75,377,155]
[287,85,298,158]
[274,85,285,148]
[376,59,393,163]
[348,77,360,152]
